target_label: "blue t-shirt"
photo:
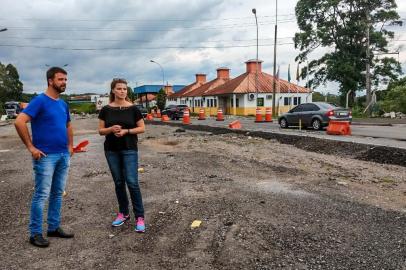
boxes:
[23,93,71,154]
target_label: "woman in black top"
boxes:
[98,78,146,233]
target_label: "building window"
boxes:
[293,97,302,105]
[284,97,292,106]
[214,99,217,107]
[257,97,264,107]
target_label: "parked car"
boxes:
[278,102,352,130]
[135,104,148,118]
[162,105,189,120]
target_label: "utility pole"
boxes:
[272,0,278,117]
[365,12,372,116]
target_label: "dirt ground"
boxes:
[0,116,405,270]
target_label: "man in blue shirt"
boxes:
[15,67,74,248]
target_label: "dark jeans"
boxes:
[105,150,144,218]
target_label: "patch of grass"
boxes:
[69,102,96,114]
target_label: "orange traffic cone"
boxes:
[73,140,89,153]
[216,108,224,121]
[146,114,154,121]
[161,114,170,122]
[157,109,161,118]
[229,120,242,129]
[198,109,205,120]
[265,107,273,122]
[182,108,191,125]
[255,108,263,123]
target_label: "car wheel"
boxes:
[279,118,288,128]
[312,119,322,130]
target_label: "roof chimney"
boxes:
[195,74,206,83]
[216,67,230,79]
[164,85,174,95]
[245,59,263,73]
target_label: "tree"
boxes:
[156,88,167,111]
[378,76,406,113]
[0,62,24,103]
[127,86,136,102]
[294,0,402,107]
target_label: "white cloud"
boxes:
[0,0,404,95]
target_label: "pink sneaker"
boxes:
[112,213,129,227]
[135,217,145,233]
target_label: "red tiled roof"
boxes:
[206,71,310,95]
[170,81,206,98]
[183,77,231,97]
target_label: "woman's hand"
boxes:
[110,125,122,134]
[114,129,127,137]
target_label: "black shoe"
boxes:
[29,234,49,248]
[47,227,74,238]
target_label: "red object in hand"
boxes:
[73,140,89,153]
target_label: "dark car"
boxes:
[135,104,148,118]
[278,102,352,130]
[162,105,189,120]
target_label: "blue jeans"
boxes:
[30,153,70,236]
[105,150,144,218]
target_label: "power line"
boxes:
[0,36,295,43]
[0,42,294,51]
[0,13,295,23]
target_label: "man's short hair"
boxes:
[46,67,67,83]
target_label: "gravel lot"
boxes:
[0,117,405,270]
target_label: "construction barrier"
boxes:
[216,109,224,121]
[326,121,351,136]
[73,140,89,153]
[183,108,191,125]
[265,107,273,122]
[255,108,264,123]
[146,114,154,121]
[228,120,242,129]
[161,114,170,122]
[157,109,161,118]
[198,109,206,120]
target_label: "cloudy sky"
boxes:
[0,0,405,95]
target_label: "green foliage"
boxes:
[379,84,406,113]
[0,62,24,103]
[156,88,167,111]
[69,102,96,114]
[294,0,402,99]
[127,86,135,102]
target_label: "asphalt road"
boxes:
[168,116,406,149]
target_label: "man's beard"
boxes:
[54,84,66,93]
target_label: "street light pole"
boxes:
[365,12,372,116]
[150,60,165,90]
[252,8,259,107]
[271,0,278,118]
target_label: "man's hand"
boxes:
[69,145,74,156]
[28,146,46,160]
[110,125,122,134]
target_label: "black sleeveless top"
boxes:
[98,105,143,151]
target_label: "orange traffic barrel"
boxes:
[265,107,273,122]
[255,108,263,123]
[198,109,206,120]
[216,108,224,121]
[146,114,154,121]
[161,114,170,122]
[182,108,191,125]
